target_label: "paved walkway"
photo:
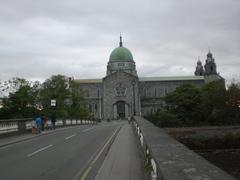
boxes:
[95,123,144,180]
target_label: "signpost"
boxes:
[51,99,57,129]
[51,99,56,107]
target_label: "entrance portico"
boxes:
[113,101,129,119]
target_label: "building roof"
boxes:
[74,76,204,84]
[139,76,204,82]
[74,79,102,83]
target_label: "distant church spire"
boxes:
[195,57,204,76]
[119,34,123,47]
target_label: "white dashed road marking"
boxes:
[27,145,53,157]
[65,134,76,140]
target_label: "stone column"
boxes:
[113,104,117,119]
[125,103,128,119]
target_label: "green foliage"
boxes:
[38,75,90,119]
[0,78,39,119]
[0,75,90,120]
[146,111,178,127]
[39,75,70,118]
[225,83,240,124]
[178,133,240,150]
[67,80,90,119]
[165,84,201,125]
[199,80,227,125]
[147,80,240,127]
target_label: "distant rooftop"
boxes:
[139,76,204,82]
[74,76,204,84]
[74,79,102,83]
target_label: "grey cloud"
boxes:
[0,0,239,84]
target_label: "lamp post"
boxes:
[132,81,136,116]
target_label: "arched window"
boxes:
[88,104,92,113]
[94,104,98,113]
[97,89,100,97]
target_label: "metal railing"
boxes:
[132,116,237,180]
[0,118,96,135]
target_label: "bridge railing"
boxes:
[0,118,96,135]
[132,116,236,180]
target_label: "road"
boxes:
[0,121,124,180]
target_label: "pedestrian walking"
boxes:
[51,114,56,130]
[35,115,42,134]
[41,116,46,131]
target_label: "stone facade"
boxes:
[139,77,204,115]
[103,72,140,119]
[75,37,223,120]
[76,81,103,118]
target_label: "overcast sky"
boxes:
[0,0,239,83]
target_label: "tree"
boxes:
[148,79,240,127]
[67,79,90,119]
[39,75,90,119]
[200,80,227,125]
[0,78,39,119]
[39,75,70,118]
[225,83,240,124]
[164,83,201,126]
[145,111,178,127]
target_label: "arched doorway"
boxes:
[113,101,129,119]
[117,101,125,118]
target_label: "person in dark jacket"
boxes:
[51,114,56,130]
[41,116,46,131]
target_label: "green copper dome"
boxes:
[109,46,133,62]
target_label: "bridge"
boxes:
[0,117,237,180]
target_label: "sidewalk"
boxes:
[95,123,144,180]
[0,133,37,148]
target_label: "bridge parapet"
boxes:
[133,116,236,180]
[0,118,96,135]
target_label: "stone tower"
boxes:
[204,51,217,75]
[103,36,140,120]
[195,58,204,76]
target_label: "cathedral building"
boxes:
[75,36,223,120]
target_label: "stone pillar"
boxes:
[113,104,117,119]
[125,103,128,119]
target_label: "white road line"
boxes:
[27,145,53,157]
[65,134,76,140]
[82,127,96,132]
[0,144,15,150]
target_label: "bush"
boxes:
[146,111,179,128]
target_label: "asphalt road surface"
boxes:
[0,121,124,180]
